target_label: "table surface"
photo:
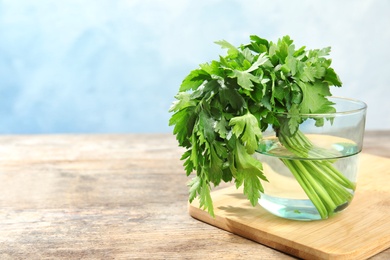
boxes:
[0,131,389,259]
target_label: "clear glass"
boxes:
[255,97,367,221]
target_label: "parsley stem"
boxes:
[278,130,355,219]
[282,159,328,218]
[297,160,337,213]
[304,161,352,206]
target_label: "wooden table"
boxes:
[0,131,389,259]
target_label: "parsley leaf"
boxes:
[230,69,260,91]
[229,112,262,154]
[297,81,333,114]
[232,141,267,206]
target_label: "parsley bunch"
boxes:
[169,35,346,218]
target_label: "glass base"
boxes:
[259,193,350,221]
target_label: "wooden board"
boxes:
[189,153,390,260]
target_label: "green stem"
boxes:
[278,129,355,219]
[322,161,356,190]
[282,159,328,218]
[303,161,352,207]
[297,160,337,213]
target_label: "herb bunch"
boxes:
[169,35,344,217]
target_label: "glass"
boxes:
[255,97,367,221]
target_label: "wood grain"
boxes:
[0,132,388,259]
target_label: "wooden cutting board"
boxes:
[189,153,390,260]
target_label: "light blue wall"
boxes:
[0,0,389,133]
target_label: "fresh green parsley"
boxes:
[169,35,347,218]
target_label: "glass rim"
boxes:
[273,96,367,117]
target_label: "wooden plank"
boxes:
[0,134,291,259]
[189,153,390,259]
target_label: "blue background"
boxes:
[0,0,389,134]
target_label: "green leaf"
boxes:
[219,84,246,111]
[285,55,297,75]
[294,45,306,57]
[233,141,266,206]
[188,176,201,202]
[198,177,215,217]
[301,66,317,82]
[287,104,301,135]
[181,150,194,176]
[246,53,271,72]
[169,92,196,112]
[180,69,210,92]
[169,106,196,147]
[228,53,270,91]
[242,48,254,63]
[222,168,233,182]
[229,112,262,154]
[230,70,259,91]
[215,39,239,58]
[275,38,290,62]
[249,35,269,49]
[199,61,222,77]
[189,131,200,168]
[214,117,229,138]
[324,67,342,86]
[317,46,331,57]
[208,143,224,185]
[199,111,216,142]
[297,81,333,114]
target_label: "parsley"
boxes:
[169,35,348,218]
